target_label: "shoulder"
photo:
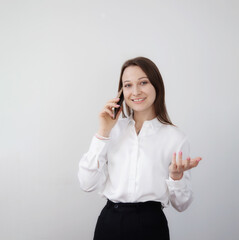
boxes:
[160,123,188,143]
[162,124,186,137]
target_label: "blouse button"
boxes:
[114,204,119,209]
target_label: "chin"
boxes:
[131,107,148,113]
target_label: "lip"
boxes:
[131,97,146,103]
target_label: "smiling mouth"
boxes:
[131,98,146,103]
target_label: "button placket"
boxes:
[128,126,139,198]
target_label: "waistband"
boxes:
[106,199,163,209]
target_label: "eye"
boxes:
[124,84,131,88]
[140,81,148,85]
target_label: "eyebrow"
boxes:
[123,77,148,83]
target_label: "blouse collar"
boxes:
[127,113,163,129]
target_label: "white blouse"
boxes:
[78,115,193,212]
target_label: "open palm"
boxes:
[169,151,202,180]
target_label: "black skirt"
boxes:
[93,199,170,240]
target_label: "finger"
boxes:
[105,102,120,109]
[195,157,202,162]
[171,152,177,170]
[191,157,202,168]
[184,157,191,170]
[177,151,183,172]
[107,98,121,104]
[186,158,200,169]
[190,160,199,169]
[102,108,114,118]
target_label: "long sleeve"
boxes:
[78,136,109,192]
[78,117,196,206]
[165,137,193,212]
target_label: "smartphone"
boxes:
[113,88,124,119]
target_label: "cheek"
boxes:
[148,87,156,99]
[124,97,131,105]
[123,92,132,105]
[152,93,156,103]
[123,89,130,99]
[152,90,156,100]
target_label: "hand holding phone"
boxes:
[112,88,124,119]
[97,89,124,137]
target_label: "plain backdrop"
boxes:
[0,0,239,239]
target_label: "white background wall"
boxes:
[0,0,238,239]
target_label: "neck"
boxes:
[133,110,156,126]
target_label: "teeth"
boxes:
[133,98,144,102]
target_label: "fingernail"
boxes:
[173,152,176,156]
[179,151,182,155]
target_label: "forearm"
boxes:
[166,171,193,212]
[78,156,107,192]
[78,136,109,192]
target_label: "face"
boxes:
[122,65,156,117]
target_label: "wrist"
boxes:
[97,129,111,138]
[170,172,183,181]
[95,133,110,140]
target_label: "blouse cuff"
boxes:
[95,133,110,140]
[89,135,110,150]
[166,176,187,189]
[87,136,110,169]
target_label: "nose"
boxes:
[132,85,141,96]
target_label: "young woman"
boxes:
[78,57,202,240]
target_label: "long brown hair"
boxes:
[118,56,174,126]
